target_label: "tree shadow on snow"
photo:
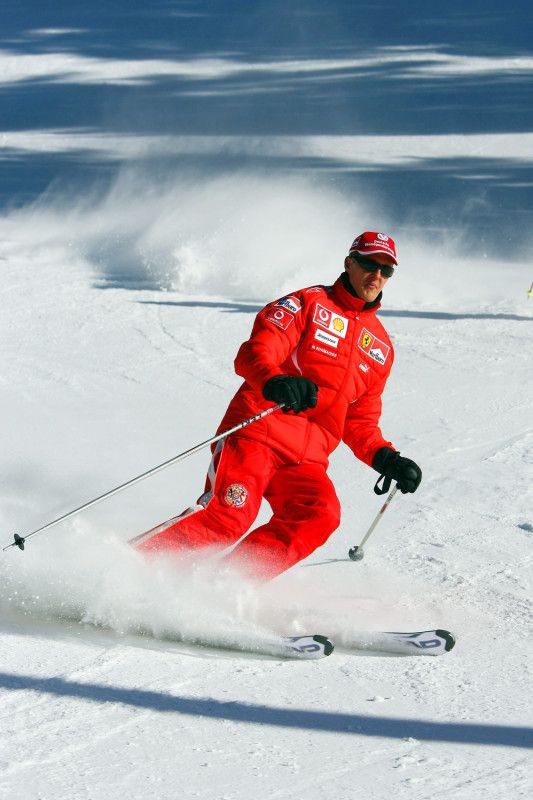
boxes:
[138,299,263,313]
[136,300,533,323]
[0,670,531,749]
[2,0,533,270]
[379,309,533,322]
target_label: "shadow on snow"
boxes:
[1,0,533,254]
[133,300,532,323]
[0,670,531,749]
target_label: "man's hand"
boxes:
[263,375,318,414]
[372,447,422,494]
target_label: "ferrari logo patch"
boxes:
[357,328,390,365]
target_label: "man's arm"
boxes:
[342,376,394,467]
[234,295,308,393]
[343,376,422,493]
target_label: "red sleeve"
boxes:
[234,293,309,393]
[342,367,395,467]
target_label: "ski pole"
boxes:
[348,484,398,562]
[2,403,284,553]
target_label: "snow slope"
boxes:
[0,174,531,799]
[1,2,532,798]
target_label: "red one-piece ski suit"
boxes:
[139,275,395,578]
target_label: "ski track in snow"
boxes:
[0,199,532,798]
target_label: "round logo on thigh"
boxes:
[223,483,248,507]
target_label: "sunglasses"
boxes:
[350,254,395,278]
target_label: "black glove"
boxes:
[263,375,318,414]
[372,447,422,494]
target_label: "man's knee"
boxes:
[307,499,340,546]
[291,491,340,534]
[321,499,341,535]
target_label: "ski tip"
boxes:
[435,629,456,652]
[382,628,457,656]
[285,634,334,659]
[313,634,335,657]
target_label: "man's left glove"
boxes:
[263,374,318,414]
[372,447,422,494]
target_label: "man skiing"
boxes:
[138,231,422,579]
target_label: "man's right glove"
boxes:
[372,446,422,494]
[263,375,318,414]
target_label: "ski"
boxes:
[172,633,335,660]
[341,628,456,656]
[33,611,335,661]
[94,620,335,660]
[189,629,452,660]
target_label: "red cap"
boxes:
[349,231,397,265]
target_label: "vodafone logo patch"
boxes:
[264,307,294,330]
[313,303,348,339]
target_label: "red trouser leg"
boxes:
[224,461,341,580]
[137,437,279,554]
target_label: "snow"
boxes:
[1,2,532,798]
[3,129,533,167]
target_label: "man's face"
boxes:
[344,253,394,302]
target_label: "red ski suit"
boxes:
[139,275,395,578]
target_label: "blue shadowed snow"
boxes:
[1,0,532,256]
[1,669,532,749]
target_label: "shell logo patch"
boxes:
[313,303,348,339]
[264,307,294,330]
[223,483,248,508]
[357,328,390,365]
